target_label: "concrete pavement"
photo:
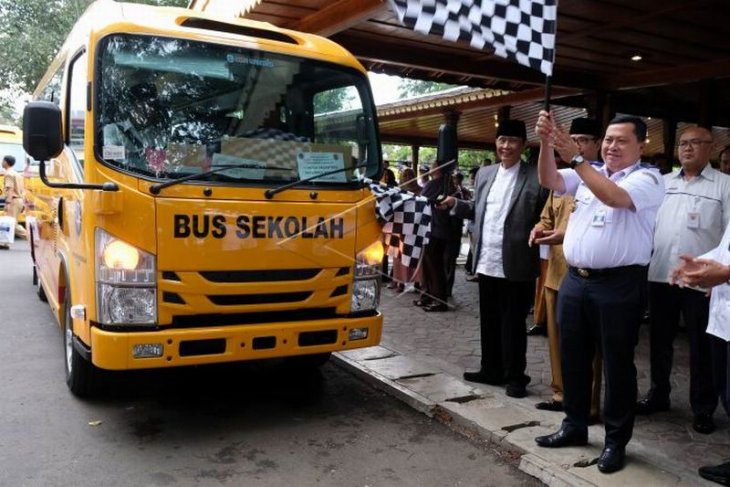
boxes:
[333,267,730,486]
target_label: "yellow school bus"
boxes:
[24,1,384,396]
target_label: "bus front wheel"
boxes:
[63,284,100,397]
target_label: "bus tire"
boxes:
[63,284,99,397]
[30,230,38,286]
[37,270,47,302]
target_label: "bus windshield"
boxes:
[96,34,380,185]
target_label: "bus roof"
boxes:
[0,125,22,144]
[34,0,367,98]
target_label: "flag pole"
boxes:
[543,75,552,112]
[543,0,558,113]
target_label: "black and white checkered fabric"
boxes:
[369,183,432,269]
[388,0,557,76]
[243,127,311,142]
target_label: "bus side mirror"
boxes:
[23,101,63,162]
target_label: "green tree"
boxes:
[313,86,355,113]
[0,96,17,125]
[0,0,188,114]
[397,79,456,99]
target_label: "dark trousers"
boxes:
[421,238,448,305]
[478,275,534,386]
[647,282,717,416]
[444,238,461,297]
[711,338,730,418]
[557,266,647,448]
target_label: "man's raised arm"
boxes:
[535,110,566,193]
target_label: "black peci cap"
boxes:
[569,118,601,137]
[496,119,527,140]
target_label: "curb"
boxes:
[332,349,592,486]
[332,347,705,487]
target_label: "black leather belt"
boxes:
[570,265,646,279]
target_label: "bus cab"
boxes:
[24,1,384,396]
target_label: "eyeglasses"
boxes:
[678,139,712,148]
[571,136,597,144]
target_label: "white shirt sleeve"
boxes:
[721,177,730,231]
[557,168,580,196]
[620,168,665,212]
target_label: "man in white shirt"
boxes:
[532,112,665,474]
[671,232,730,485]
[638,127,730,437]
[440,120,548,399]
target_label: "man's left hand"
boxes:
[552,126,581,165]
[681,258,730,289]
[533,229,565,246]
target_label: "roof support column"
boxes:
[587,91,614,132]
[439,110,461,167]
[497,105,511,122]
[663,118,677,161]
[411,144,420,171]
[698,79,714,129]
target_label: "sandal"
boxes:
[413,299,431,307]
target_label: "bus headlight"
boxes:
[95,228,157,325]
[351,241,382,312]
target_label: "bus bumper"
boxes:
[89,313,383,370]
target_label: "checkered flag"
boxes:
[369,183,432,269]
[388,0,558,76]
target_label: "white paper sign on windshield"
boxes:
[211,153,266,180]
[297,152,347,183]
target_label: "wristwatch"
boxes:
[570,154,585,169]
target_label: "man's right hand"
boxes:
[528,227,545,247]
[535,110,554,143]
[670,254,703,287]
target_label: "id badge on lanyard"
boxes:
[687,197,700,229]
[592,208,606,227]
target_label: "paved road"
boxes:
[0,240,540,487]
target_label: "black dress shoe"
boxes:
[693,413,716,434]
[526,324,547,336]
[535,399,563,411]
[597,445,625,473]
[423,303,449,312]
[699,461,730,485]
[505,383,527,398]
[535,427,588,448]
[635,396,670,415]
[463,370,505,385]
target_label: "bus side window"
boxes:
[67,52,88,167]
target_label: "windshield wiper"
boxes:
[149,163,290,195]
[264,163,368,199]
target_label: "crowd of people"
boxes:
[382,115,730,482]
